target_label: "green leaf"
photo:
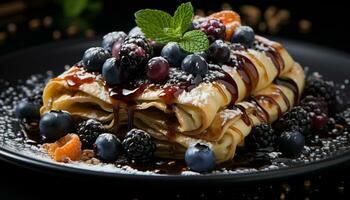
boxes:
[173,2,194,34]
[135,9,174,42]
[86,1,103,14]
[62,0,88,17]
[178,30,209,53]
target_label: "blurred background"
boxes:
[0,0,349,55]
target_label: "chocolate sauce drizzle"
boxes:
[54,67,95,90]
[60,37,293,135]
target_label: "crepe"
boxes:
[40,35,305,163]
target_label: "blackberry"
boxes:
[193,18,226,42]
[304,73,336,112]
[120,35,153,75]
[76,119,106,149]
[245,123,276,149]
[122,129,156,163]
[301,95,328,115]
[274,106,311,136]
[300,95,329,130]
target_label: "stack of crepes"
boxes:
[40,36,305,163]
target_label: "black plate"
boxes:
[1,37,350,184]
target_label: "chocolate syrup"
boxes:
[215,73,239,105]
[275,86,291,111]
[236,105,252,126]
[255,95,283,118]
[237,55,259,94]
[54,67,95,90]
[254,39,285,74]
[274,78,299,105]
[249,97,270,122]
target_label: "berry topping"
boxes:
[193,18,226,41]
[76,119,106,149]
[301,95,329,130]
[146,57,170,82]
[102,31,127,52]
[122,129,156,163]
[245,123,276,149]
[161,42,188,68]
[15,100,40,120]
[207,40,230,64]
[93,133,122,162]
[128,26,144,37]
[43,134,82,162]
[39,110,74,142]
[82,47,111,72]
[102,57,127,85]
[231,26,255,48]
[181,54,208,76]
[278,130,305,158]
[185,143,216,173]
[304,73,336,112]
[274,106,311,136]
[111,42,122,60]
[210,10,241,40]
[209,10,241,26]
[120,35,153,75]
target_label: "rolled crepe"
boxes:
[40,35,305,163]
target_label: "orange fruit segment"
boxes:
[43,134,82,162]
[210,10,241,25]
[210,11,242,41]
[225,21,241,41]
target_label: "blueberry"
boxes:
[185,143,216,173]
[231,26,255,48]
[207,40,230,64]
[181,54,208,76]
[94,133,122,162]
[161,42,188,68]
[102,57,126,85]
[15,101,40,120]
[102,31,127,52]
[195,51,208,60]
[39,110,74,142]
[146,57,170,82]
[128,26,144,37]
[82,47,111,72]
[279,130,305,158]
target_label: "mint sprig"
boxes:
[135,2,209,53]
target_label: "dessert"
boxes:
[6,2,349,174]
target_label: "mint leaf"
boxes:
[62,0,88,17]
[134,2,209,51]
[173,2,194,34]
[135,9,174,41]
[178,30,209,53]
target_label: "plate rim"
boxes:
[1,145,350,183]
